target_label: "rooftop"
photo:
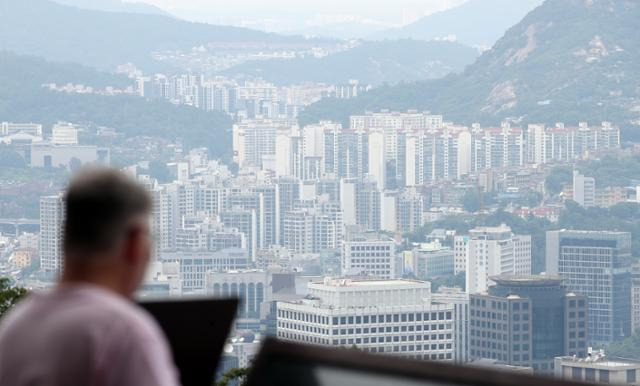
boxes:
[314,278,427,288]
[491,275,564,287]
[557,355,640,369]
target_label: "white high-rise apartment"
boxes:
[233,119,294,169]
[572,170,595,207]
[277,278,455,361]
[368,129,386,191]
[455,224,531,294]
[39,194,65,273]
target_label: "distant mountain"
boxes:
[300,0,640,128]
[0,52,232,158]
[223,40,478,86]
[371,0,544,49]
[0,0,314,72]
[51,0,170,16]
[286,22,389,40]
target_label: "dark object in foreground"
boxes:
[246,338,592,386]
[140,298,238,386]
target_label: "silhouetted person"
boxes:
[0,169,179,386]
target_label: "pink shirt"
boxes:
[0,284,180,386]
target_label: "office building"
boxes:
[456,225,531,294]
[0,122,43,137]
[412,241,455,280]
[632,263,640,334]
[547,230,633,344]
[342,230,396,279]
[50,122,79,145]
[277,278,455,361]
[207,270,269,331]
[469,275,588,374]
[159,248,249,292]
[433,287,469,363]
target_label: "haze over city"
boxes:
[1,0,640,385]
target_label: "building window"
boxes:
[627,370,636,384]
[600,370,610,383]
[585,368,596,382]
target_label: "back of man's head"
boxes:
[63,168,152,260]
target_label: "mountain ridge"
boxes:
[300,0,640,128]
[370,0,544,48]
[0,0,318,72]
[51,0,171,16]
[223,40,478,86]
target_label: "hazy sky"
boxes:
[128,0,467,30]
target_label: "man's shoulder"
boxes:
[68,286,163,338]
[0,285,161,341]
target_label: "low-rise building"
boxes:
[555,352,640,385]
[412,240,454,280]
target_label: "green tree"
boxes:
[0,278,28,318]
[545,166,572,195]
[0,146,26,168]
[462,189,482,213]
[216,367,249,386]
[607,331,640,360]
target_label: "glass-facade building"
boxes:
[546,230,632,345]
[469,275,587,374]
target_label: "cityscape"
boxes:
[1,0,640,384]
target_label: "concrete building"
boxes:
[159,248,249,292]
[433,287,469,363]
[469,275,588,374]
[39,194,65,274]
[632,263,640,335]
[456,224,532,294]
[220,208,258,261]
[341,230,396,279]
[555,352,640,385]
[547,230,633,344]
[233,119,293,169]
[573,170,595,207]
[412,241,455,280]
[277,278,455,361]
[207,270,270,331]
[51,122,79,145]
[0,122,42,137]
[140,261,182,297]
[30,143,110,170]
[283,206,339,255]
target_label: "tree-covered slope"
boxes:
[0,0,312,71]
[301,0,640,127]
[223,40,478,86]
[0,52,232,158]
